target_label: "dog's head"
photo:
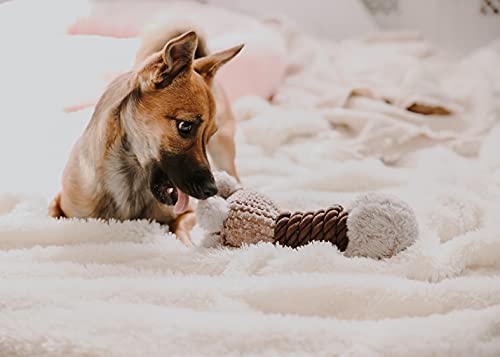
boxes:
[123,31,242,211]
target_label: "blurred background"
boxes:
[202,0,500,54]
[10,0,498,52]
[1,0,497,52]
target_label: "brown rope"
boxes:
[274,205,349,250]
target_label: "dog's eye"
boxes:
[177,121,193,137]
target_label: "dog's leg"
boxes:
[48,192,66,218]
[171,210,197,247]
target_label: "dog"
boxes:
[49,30,243,245]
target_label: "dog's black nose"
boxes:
[200,181,218,199]
[174,169,219,200]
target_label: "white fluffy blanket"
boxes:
[1,6,500,356]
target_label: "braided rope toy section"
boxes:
[274,205,350,250]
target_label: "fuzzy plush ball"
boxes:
[195,171,241,243]
[212,171,241,199]
[344,194,418,258]
[195,196,230,234]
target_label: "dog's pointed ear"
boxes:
[193,44,244,85]
[137,31,198,90]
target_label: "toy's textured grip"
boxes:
[274,205,349,250]
[222,189,280,247]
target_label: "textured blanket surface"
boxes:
[1,4,500,356]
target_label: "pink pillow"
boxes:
[67,2,162,38]
[208,31,287,102]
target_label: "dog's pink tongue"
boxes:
[173,188,190,215]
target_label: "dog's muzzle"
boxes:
[150,153,218,205]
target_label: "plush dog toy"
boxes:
[196,172,418,259]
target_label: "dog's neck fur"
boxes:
[70,72,171,223]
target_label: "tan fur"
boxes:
[50,31,243,244]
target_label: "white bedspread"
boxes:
[1,5,500,356]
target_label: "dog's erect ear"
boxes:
[137,31,198,90]
[161,31,198,76]
[193,44,244,85]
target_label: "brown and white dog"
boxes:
[49,30,243,245]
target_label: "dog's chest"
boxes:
[104,169,152,219]
[99,148,169,223]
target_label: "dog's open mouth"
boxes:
[171,186,190,214]
[150,167,190,214]
[153,181,190,215]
